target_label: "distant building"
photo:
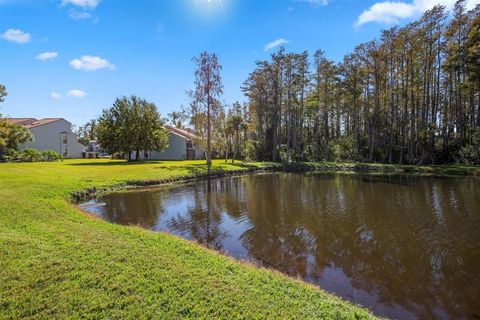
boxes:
[7,118,85,158]
[128,125,204,161]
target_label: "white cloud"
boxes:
[356,0,480,27]
[69,10,94,20]
[264,38,289,51]
[61,0,100,9]
[70,55,115,71]
[50,92,62,99]
[1,28,31,44]
[36,52,58,61]
[295,0,328,6]
[67,89,87,98]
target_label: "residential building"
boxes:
[8,118,85,158]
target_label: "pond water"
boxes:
[81,173,480,319]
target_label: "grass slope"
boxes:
[0,159,376,319]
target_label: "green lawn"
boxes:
[0,159,376,319]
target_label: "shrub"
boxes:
[41,150,63,162]
[456,129,480,165]
[19,148,42,162]
[242,140,257,162]
[2,148,19,162]
[457,144,480,165]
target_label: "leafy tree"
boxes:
[0,84,6,103]
[76,119,98,146]
[0,85,33,159]
[97,96,169,161]
[227,103,244,164]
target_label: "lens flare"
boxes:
[190,0,229,18]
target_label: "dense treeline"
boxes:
[241,1,480,164]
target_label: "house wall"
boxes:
[18,119,85,158]
[194,145,205,160]
[150,132,186,160]
[128,132,188,160]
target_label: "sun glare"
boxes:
[190,0,230,19]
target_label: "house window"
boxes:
[60,132,69,157]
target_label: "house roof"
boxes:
[165,125,200,141]
[6,118,64,129]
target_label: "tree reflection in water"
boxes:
[85,173,480,319]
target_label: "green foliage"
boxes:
[97,96,169,161]
[2,148,63,162]
[0,83,6,103]
[2,148,18,162]
[241,139,257,162]
[457,129,480,164]
[331,136,357,162]
[18,148,42,162]
[0,120,33,151]
[41,150,63,162]
[76,119,98,146]
[241,2,479,165]
[466,6,480,88]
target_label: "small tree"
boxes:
[0,86,33,159]
[227,102,244,164]
[76,119,98,146]
[0,84,6,103]
[0,122,34,158]
[97,96,169,161]
[189,52,224,174]
[0,83,8,148]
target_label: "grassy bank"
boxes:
[0,159,377,319]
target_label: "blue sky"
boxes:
[1,0,478,127]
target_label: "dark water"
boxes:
[82,173,480,319]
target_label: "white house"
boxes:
[8,118,85,158]
[129,125,204,161]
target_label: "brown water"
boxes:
[82,173,480,319]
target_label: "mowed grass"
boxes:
[0,159,377,319]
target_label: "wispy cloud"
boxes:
[70,55,115,71]
[355,0,480,27]
[69,10,95,20]
[67,89,87,98]
[264,38,289,51]
[62,0,100,21]
[36,51,58,61]
[1,28,31,44]
[50,92,62,99]
[295,0,328,6]
[61,0,100,9]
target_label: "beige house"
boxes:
[8,118,85,158]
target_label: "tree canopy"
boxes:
[97,96,169,161]
[240,2,480,164]
[0,84,6,103]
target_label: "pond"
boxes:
[81,173,480,319]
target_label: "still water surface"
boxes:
[82,173,480,319]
